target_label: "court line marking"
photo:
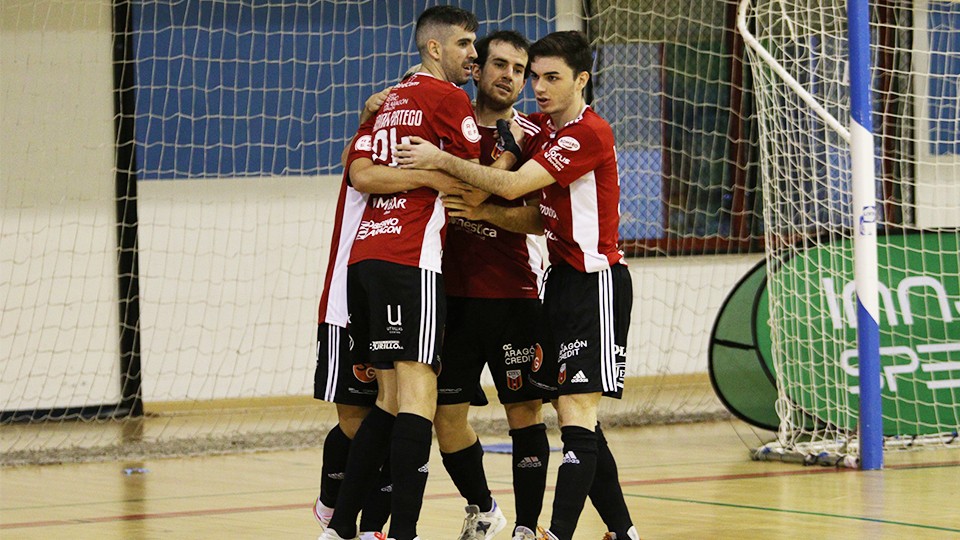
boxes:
[623,493,960,534]
[3,458,958,530]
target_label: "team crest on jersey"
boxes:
[355,134,373,152]
[461,116,481,143]
[506,369,523,390]
[556,136,580,151]
[558,363,567,385]
[353,363,376,383]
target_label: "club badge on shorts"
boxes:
[506,369,523,390]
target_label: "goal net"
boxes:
[3,0,761,465]
[740,0,960,465]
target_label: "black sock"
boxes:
[548,425,598,540]
[358,443,392,533]
[441,438,493,510]
[387,413,433,540]
[327,406,395,538]
[510,423,549,530]
[319,424,352,507]
[589,424,633,536]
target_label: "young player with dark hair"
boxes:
[318,6,482,540]
[395,30,640,540]
[432,30,550,540]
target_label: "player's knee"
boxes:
[504,400,543,430]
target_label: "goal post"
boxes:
[740,0,960,467]
[2,0,773,464]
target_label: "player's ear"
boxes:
[471,63,481,83]
[427,38,442,61]
[576,71,590,93]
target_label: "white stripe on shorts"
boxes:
[598,269,617,393]
[418,270,438,364]
[324,325,340,401]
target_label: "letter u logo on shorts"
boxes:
[387,305,402,326]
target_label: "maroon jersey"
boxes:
[528,106,625,272]
[348,73,481,272]
[442,111,544,299]
[317,119,375,327]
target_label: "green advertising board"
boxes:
[755,231,960,435]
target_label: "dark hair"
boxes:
[475,30,530,73]
[415,6,479,51]
[528,31,592,76]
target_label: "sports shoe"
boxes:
[477,500,507,539]
[601,526,641,540]
[359,533,381,540]
[317,527,357,540]
[459,500,507,540]
[458,505,482,540]
[512,526,538,540]
[313,496,334,528]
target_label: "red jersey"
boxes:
[442,111,544,299]
[528,106,625,272]
[317,120,374,327]
[348,73,481,272]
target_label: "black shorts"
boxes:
[529,263,632,399]
[438,297,545,405]
[347,259,445,369]
[313,323,378,406]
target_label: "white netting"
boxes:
[2,0,768,465]
[741,0,960,465]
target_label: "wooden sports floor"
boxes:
[2,411,959,539]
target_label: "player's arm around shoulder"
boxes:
[395,138,555,201]
[349,158,470,196]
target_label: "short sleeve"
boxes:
[345,116,376,167]
[431,91,481,161]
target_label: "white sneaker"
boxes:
[313,496,334,528]
[459,505,482,540]
[317,528,356,540]
[601,526,641,540]
[477,500,507,539]
[512,526,537,540]
[459,500,507,540]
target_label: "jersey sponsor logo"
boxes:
[539,204,558,219]
[544,230,559,242]
[462,115,481,143]
[370,340,402,351]
[506,369,523,390]
[503,343,538,365]
[559,339,588,361]
[355,134,373,152]
[373,108,423,131]
[558,362,567,385]
[449,216,497,238]
[356,217,403,240]
[372,196,407,211]
[557,136,581,151]
[571,370,589,383]
[381,91,411,111]
[543,146,571,171]
[531,344,544,372]
[353,363,377,383]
